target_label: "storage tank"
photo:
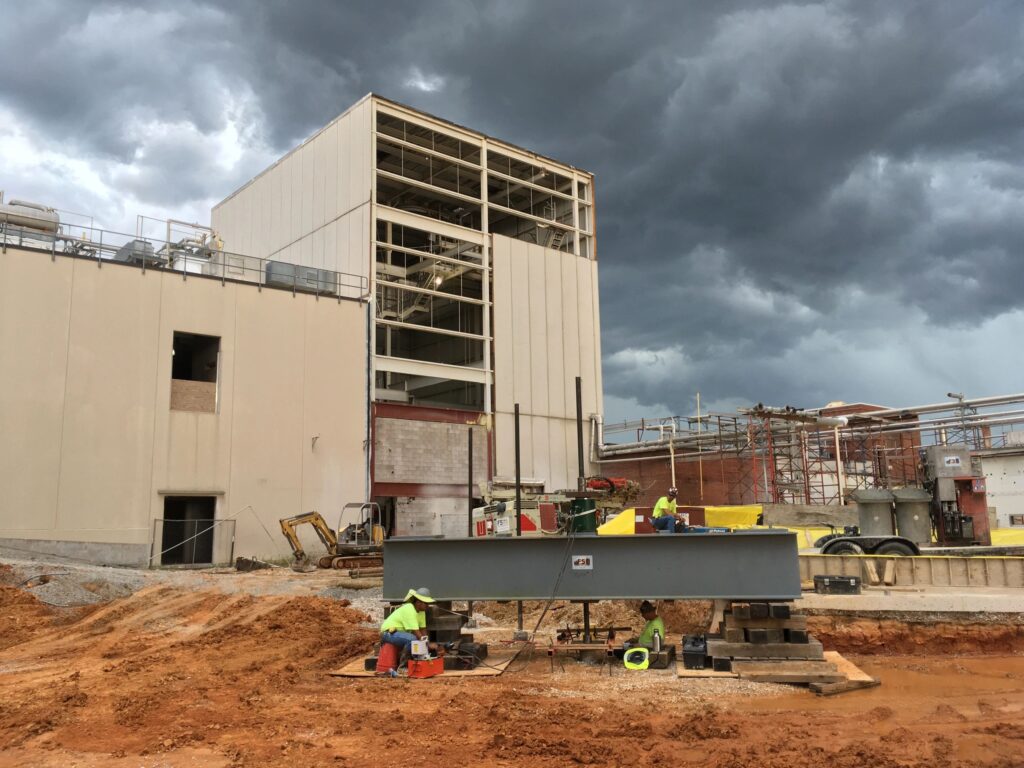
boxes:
[849,488,894,536]
[1,200,60,233]
[892,487,933,544]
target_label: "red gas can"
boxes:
[407,658,444,678]
[375,642,399,674]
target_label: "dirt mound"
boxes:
[0,587,377,760]
[808,616,1024,655]
[0,585,56,650]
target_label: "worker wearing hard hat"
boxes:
[634,601,666,649]
[650,487,681,532]
[379,587,435,661]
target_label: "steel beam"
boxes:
[383,531,801,601]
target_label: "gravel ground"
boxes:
[0,549,387,620]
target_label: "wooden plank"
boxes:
[676,661,738,679]
[724,615,808,631]
[811,679,881,695]
[709,599,728,632]
[863,560,881,586]
[823,651,875,683]
[707,638,824,660]
[883,560,897,586]
[329,645,525,678]
[733,660,844,684]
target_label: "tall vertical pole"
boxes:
[834,426,845,506]
[514,403,522,536]
[467,427,474,537]
[576,376,585,491]
[514,403,523,632]
[697,392,704,502]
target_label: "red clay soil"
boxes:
[809,615,1024,655]
[2,586,1024,767]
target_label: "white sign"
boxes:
[572,554,594,571]
[944,456,962,467]
[494,516,511,534]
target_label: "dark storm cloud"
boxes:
[2,1,1023,415]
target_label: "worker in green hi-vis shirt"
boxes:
[650,487,681,532]
[633,601,666,648]
[380,587,436,663]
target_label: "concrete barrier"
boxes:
[800,554,1024,588]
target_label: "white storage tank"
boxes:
[1,199,60,233]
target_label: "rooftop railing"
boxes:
[0,219,368,300]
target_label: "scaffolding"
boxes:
[597,393,1024,506]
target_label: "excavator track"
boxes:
[329,555,384,570]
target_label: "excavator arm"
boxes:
[279,511,339,563]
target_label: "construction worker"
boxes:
[379,587,435,663]
[633,600,666,649]
[650,487,681,532]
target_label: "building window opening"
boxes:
[161,496,216,565]
[171,332,219,413]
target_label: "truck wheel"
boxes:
[875,541,915,556]
[824,541,864,555]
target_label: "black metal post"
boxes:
[582,601,591,643]
[467,427,474,537]
[515,402,523,633]
[576,376,586,492]
[515,403,522,536]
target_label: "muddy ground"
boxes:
[1,564,1023,767]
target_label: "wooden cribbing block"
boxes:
[724,615,808,631]
[749,602,770,619]
[723,627,745,643]
[786,629,809,644]
[731,603,751,620]
[707,638,824,661]
[733,660,844,684]
[769,604,791,619]
[764,629,785,644]
[748,628,769,644]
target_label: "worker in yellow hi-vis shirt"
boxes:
[650,487,681,532]
[380,587,435,663]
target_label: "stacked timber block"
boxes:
[427,604,488,671]
[707,601,840,685]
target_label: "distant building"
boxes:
[0,94,602,565]
[976,431,1024,527]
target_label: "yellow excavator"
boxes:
[279,502,389,570]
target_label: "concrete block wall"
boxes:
[375,418,487,486]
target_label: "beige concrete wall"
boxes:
[211,95,373,294]
[0,247,367,564]
[982,453,1024,526]
[491,236,602,490]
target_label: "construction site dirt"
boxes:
[2,564,1024,767]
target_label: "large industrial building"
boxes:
[0,94,602,565]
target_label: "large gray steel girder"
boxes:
[383,530,800,601]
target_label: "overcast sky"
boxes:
[2,1,1022,422]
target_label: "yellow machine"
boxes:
[279,503,388,569]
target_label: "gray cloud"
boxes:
[2,0,1022,418]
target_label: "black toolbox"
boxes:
[813,575,862,595]
[682,634,708,670]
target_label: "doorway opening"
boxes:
[161,496,216,565]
